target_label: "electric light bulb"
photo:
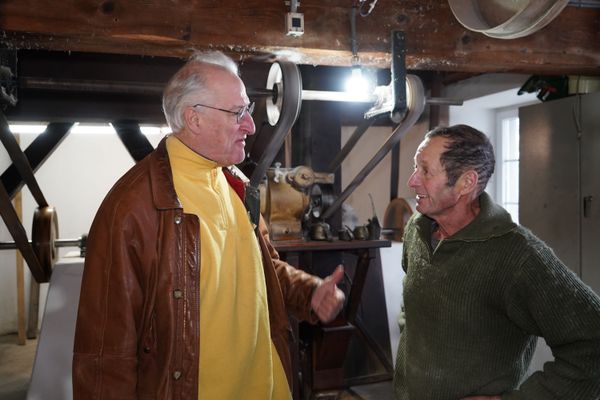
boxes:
[344,67,372,101]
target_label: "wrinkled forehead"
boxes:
[207,67,247,100]
[415,137,433,158]
[415,136,448,163]
[203,66,248,102]
[416,137,430,153]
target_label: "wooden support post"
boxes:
[13,150,26,345]
[27,279,40,339]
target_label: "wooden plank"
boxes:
[13,167,26,345]
[0,0,598,74]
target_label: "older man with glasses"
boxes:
[73,50,345,400]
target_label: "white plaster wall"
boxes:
[0,128,165,335]
[340,118,427,227]
[446,78,539,201]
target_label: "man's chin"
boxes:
[415,204,431,216]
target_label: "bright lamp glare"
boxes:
[8,123,48,134]
[344,68,372,101]
[72,123,116,135]
[139,126,172,136]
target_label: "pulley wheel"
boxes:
[249,61,303,187]
[32,206,59,280]
[265,61,302,127]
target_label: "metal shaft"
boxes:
[22,76,463,106]
[0,238,82,250]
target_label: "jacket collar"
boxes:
[415,192,516,242]
[149,136,182,210]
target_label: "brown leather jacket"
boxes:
[73,137,320,399]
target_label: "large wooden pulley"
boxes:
[0,205,85,283]
[32,206,59,280]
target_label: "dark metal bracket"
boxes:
[1,122,73,200]
[112,120,155,162]
[391,30,407,123]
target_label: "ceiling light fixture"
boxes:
[344,0,379,101]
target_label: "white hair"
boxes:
[162,50,239,133]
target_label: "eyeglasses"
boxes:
[192,102,255,124]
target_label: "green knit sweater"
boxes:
[394,193,600,400]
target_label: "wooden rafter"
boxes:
[0,0,599,75]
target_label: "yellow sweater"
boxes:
[167,136,290,399]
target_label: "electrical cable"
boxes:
[350,4,359,64]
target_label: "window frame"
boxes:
[494,107,520,222]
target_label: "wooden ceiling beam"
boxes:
[1,0,598,75]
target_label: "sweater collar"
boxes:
[148,136,246,210]
[414,192,516,242]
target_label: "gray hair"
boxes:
[162,50,239,132]
[425,124,496,195]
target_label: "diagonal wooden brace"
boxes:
[0,182,48,283]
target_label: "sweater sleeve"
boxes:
[502,246,600,400]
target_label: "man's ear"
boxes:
[183,107,202,134]
[457,169,479,195]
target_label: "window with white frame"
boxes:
[495,108,520,223]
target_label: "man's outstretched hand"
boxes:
[311,265,346,323]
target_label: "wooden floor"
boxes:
[0,334,37,400]
[312,381,395,400]
[0,332,394,400]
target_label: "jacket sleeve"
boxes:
[257,215,321,323]
[72,199,146,399]
[502,249,600,400]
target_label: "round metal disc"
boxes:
[265,61,302,127]
[32,206,59,280]
[266,63,283,126]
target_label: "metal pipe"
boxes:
[20,77,164,96]
[21,76,463,106]
[247,87,276,98]
[301,89,374,102]
[303,90,462,105]
[427,97,463,106]
[290,0,299,13]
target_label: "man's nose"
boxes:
[407,171,419,188]
[240,111,256,135]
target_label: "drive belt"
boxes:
[245,61,302,228]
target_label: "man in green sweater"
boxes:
[394,124,600,399]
